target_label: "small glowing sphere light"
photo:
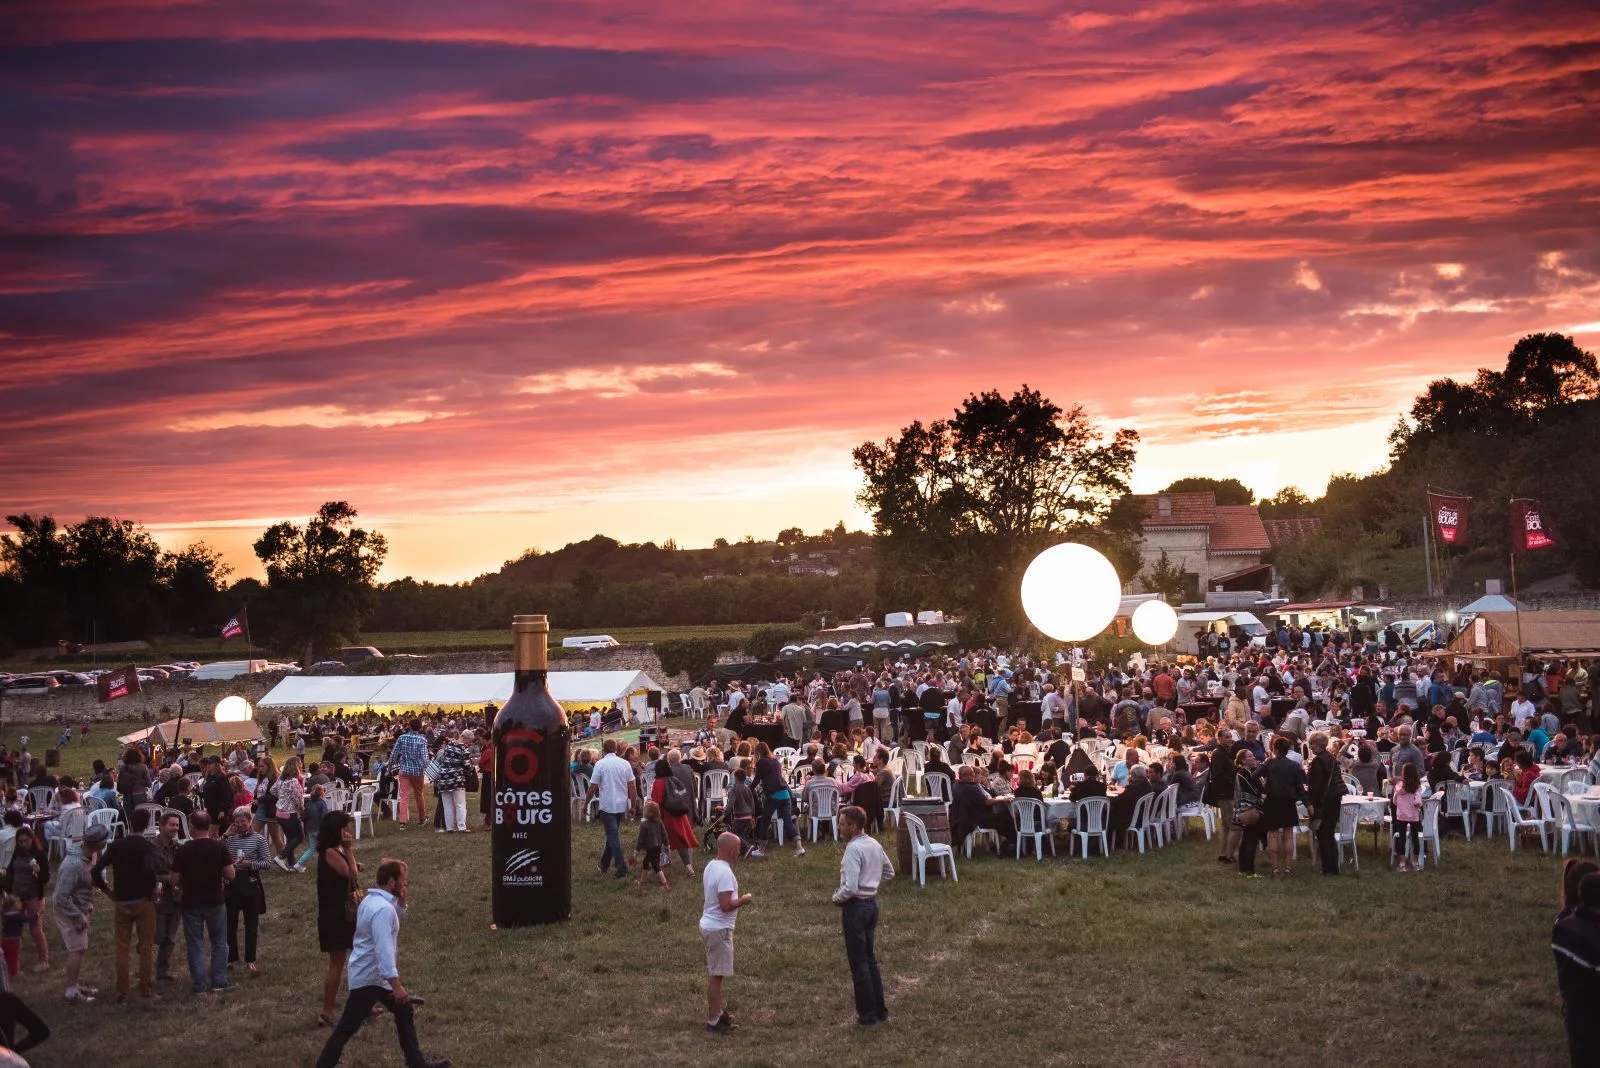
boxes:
[214,695,253,723]
[1131,599,1179,646]
[1020,543,1121,642]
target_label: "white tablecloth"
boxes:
[1039,797,1079,823]
[1341,794,1390,821]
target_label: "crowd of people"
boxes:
[0,629,1594,1061]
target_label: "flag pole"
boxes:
[1509,498,1524,665]
[1422,511,1434,597]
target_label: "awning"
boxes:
[118,718,265,748]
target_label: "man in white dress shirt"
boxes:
[832,806,894,1026]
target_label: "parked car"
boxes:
[339,646,384,664]
[42,671,94,687]
[308,660,348,672]
[1,676,59,694]
[137,668,170,682]
[388,653,427,661]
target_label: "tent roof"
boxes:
[118,718,264,747]
[1446,611,1600,657]
[256,670,664,710]
[1457,593,1528,614]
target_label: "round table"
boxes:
[1570,791,1600,832]
[1038,797,1079,823]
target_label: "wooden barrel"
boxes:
[897,799,952,878]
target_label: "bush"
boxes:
[654,638,730,683]
[745,624,808,663]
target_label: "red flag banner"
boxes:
[221,611,246,641]
[96,665,141,704]
[1427,491,1471,547]
[1510,498,1556,553]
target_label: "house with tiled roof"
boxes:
[1262,516,1323,547]
[1129,492,1273,598]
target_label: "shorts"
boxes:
[56,917,89,954]
[701,926,734,977]
[642,848,662,873]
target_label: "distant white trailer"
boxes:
[192,659,268,681]
[916,610,945,625]
[884,612,914,628]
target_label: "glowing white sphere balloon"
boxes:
[1020,543,1121,642]
[1131,599,1179,646]
[214,695,253,723]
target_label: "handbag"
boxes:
[464,764,480,793]
[343,846,363,924]
[1237,802,1262,826]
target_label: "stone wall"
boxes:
[2,675,281,727]
[1380,592,1600,620]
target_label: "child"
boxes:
[0,895,23,976]
[1392,762,1424,872]
[725,768,757,856]
[297,783,329,870]
[634,801,668,889]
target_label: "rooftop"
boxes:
[1210,505,1272,553]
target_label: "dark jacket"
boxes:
[1305,752,1344,816]
[1261,756,1306,802]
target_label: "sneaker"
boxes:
[748,848,764,858]
[795,846,806,857]
[706,1012,738,1032]
[292,864,307,873]
[65,990,95,1004]
[31,962,49,974]
[272,857,291,872]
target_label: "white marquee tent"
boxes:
[256,670,665,719]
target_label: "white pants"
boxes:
[441,788,468,831]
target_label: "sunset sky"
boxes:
[3,1,1598,583]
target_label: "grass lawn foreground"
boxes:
[9,733,1572,1067]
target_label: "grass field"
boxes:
[1,624,760,671]
[8,736,1574,1068]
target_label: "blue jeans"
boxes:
[598,811,628,875]
[181,905,228,992]
[841,898,887,1023]
[759,796,799,845]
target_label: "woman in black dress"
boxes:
[314,811,359,1026]
[1258,735,1306,876]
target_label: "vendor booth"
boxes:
[117,718,265,750]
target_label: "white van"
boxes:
[562,635,620,650]
[883,612,914,628]
[192,659,268,680]
[916,610,945,625]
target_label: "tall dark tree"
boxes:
[164,543,232,635]
[854,386,1138,640]
[1160,477,1254,505]
[252,502,388,664]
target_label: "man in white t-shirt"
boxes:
[1251,678,1270,719]
[700,833,751,1032]
[1509,693,1537,730]
[587,740,636,880]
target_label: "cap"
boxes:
[82,824,110,846]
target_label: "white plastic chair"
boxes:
[1419,796,1442,867]
[1482,781,1513,838]
[1334,802,1361,870]
[1011,798,1054,861]
[1124,792,1157,854]
[902,813,957,886]
[1151,785,1179,847]
[1543,789,1586,857]
[1442,781,1472,841]
[27,787,56,815]
[963,825,1000,858]
[350,785,377,840]
[1072,797,1110,858]
[700,770,730,822]
[1342,774,1362,795]
[808,781,842,843]
[1506,783,1550,853]
[923,772,953,807]
[773,747,797,763]
[86,806,124,841]
[884,777,905,825]
[1176,799,1215,840]
[135,803,166,837]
